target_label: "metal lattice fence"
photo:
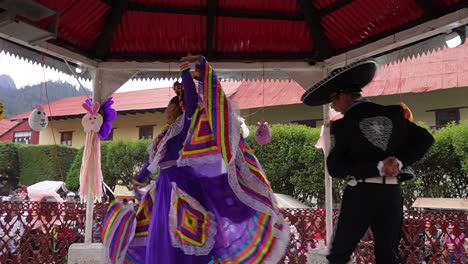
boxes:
[0,202,466,263]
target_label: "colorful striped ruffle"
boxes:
[239,137,271,190]
[211,211,289,264]
[180,56,232,162]
[135,189,155,238]
[102,200,136,264]
[180,108,218,157]
[179,62,191,72]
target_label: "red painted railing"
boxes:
[281,209,467,263]
[0,202,107,264]
[0,202,466,263]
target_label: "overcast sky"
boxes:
[0,52,174,92]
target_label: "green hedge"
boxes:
[246,124,343,207]
[0,142,20,194]
[402,121,468,207]
[65,146,83,191]
[18,144,78,185]
[60,122,468,207]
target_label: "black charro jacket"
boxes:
[326,101,434,180]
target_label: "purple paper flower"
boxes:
[99,97,117,140]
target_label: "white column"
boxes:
[82,68,103,243]
[84,140,96,243]
[288,67,334,245]
[83,68,136,242]
[68,69,105,264]
[322,104,333,248]
[93,69,137,103]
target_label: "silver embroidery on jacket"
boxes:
[359,116,392,151]
[329,134,336,151]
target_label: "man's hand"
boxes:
[179,53,199,62]
[382,156,400,177]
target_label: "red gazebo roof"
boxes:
[31,0,466,62]
[10,40,468,121]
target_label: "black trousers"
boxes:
[327,183,403,264]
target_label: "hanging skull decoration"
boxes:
[28,105,49,131]
[82,102,103,133]
[0,101,4,121]
[255,121,272,145]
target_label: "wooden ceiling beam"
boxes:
[206,0,217,60]
[105,52,316,61]
[95,0,128,60]
[415,0,439,17]
[126,2,303,21]
[317,0,352,17]
[123,1,352,19]
[298,0,332,60]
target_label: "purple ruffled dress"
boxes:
[105,57,290,264]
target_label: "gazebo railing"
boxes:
[0,202,107,264]
[281,208,467,263]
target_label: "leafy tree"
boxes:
[398,121,468,208]
[103,140,150,189]
[450,120,468,179]
[246,124,343,207]
[0,143,20,194]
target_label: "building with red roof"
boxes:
[2,43,468,147]
[0,119,39,144]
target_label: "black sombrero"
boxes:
[301,58,378,106]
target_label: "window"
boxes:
[435,108,460,129]
[60,131,73,146]
[291,119,318,128]
[13,131,32,144]
[139,126,154,140]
